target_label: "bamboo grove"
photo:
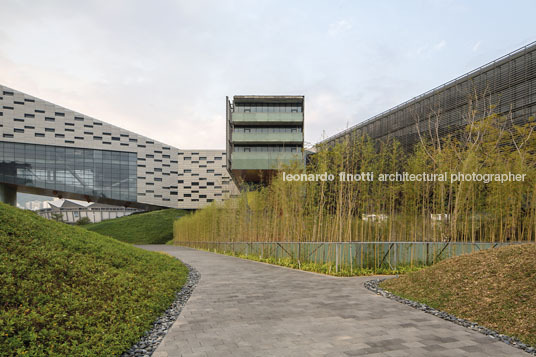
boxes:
[174,107,536,253]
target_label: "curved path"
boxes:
[139,245,526,357]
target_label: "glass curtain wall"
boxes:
[0,141,137,201]
[233,127,302,133]
[234,103,303,113]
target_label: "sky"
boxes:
[1,0,535,150]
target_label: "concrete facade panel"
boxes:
[0,85,238,209]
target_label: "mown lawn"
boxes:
[381,243,536,346]
[0,203,189,356]
[85,208,187,244]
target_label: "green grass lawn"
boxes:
[0,202,189,356]
[85,209,187,244]
[381,243,536,346]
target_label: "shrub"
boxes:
[75,216,91,225]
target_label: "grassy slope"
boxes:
[0,203,188,356]
[381,243,536,346]
[85,209,187,244]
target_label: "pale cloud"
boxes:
[306,90,355,143]
[406,40,447,60]
[434,40,446,51]
[328,19,352,36]
[0,0,533,150]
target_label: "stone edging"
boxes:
[364,278,535,356]
[122,263,201,357]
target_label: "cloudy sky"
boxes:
[1,0,535,149]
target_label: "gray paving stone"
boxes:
[139,245,527,357]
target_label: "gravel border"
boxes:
[364,278,535,356]
[122,263,200,357]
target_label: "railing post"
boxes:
[394,243,397,269]
[349,244,353,273]
[335,243,339,273]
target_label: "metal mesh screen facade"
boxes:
[321,42,536,149]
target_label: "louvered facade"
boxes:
[321,42,536,149]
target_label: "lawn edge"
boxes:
[121,262,201,356]
[364,278,536,356]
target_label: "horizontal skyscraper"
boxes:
[0,85,238,209]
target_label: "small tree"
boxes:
[50,212,64,222]
[76,217,92,225]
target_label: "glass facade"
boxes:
[0,141,137,201]
[234,145,300,152]
[234,103,303,113]
[233,126,302,133]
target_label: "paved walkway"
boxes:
[139,245,525,357]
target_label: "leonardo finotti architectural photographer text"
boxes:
[282,172,527,184]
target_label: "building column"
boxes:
[0,183,17,206]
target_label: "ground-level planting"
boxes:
[173,112,536,273]
[0,202,189,356]
[85,208,187,244]
[178,240,514,276]
[207,248,424,276]
[380,243,536,347]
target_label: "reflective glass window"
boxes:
[0,141,137,202]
